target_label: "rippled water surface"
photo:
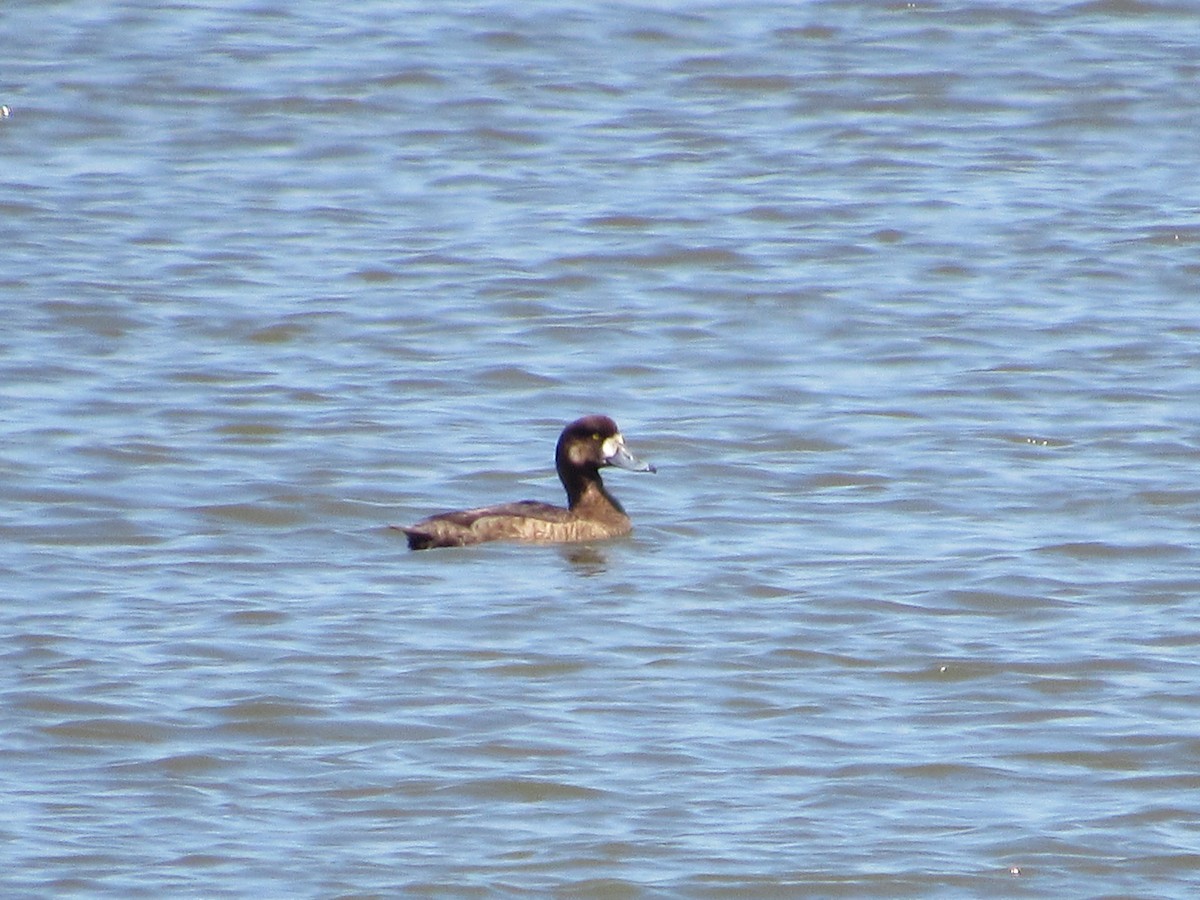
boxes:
[4,0,1200,895]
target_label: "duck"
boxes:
[397,415,655,550]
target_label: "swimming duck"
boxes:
[398,415,655,550]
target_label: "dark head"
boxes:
[555,415,655,506]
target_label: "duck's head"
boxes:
[556,415,656,474]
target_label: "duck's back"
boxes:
[401,498,629,549]
[401,500,569,549]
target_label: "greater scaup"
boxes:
[397,415,655,550]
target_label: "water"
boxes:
[3,0,1200,895]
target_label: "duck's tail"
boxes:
[389,523,437,551]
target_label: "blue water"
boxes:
[3,0,1200,895]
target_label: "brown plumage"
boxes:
[397,415,655,550]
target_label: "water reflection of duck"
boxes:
[397,415,655,550]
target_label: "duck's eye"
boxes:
[591,433,601,441]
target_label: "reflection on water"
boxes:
[560,544,609,575]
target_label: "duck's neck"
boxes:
[563,469,626,516]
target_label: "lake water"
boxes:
[3,0,1200,895]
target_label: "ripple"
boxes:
[1035,541,1191,560]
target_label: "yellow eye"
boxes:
[592,433,600,441]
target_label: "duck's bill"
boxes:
[606,443,656,473]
